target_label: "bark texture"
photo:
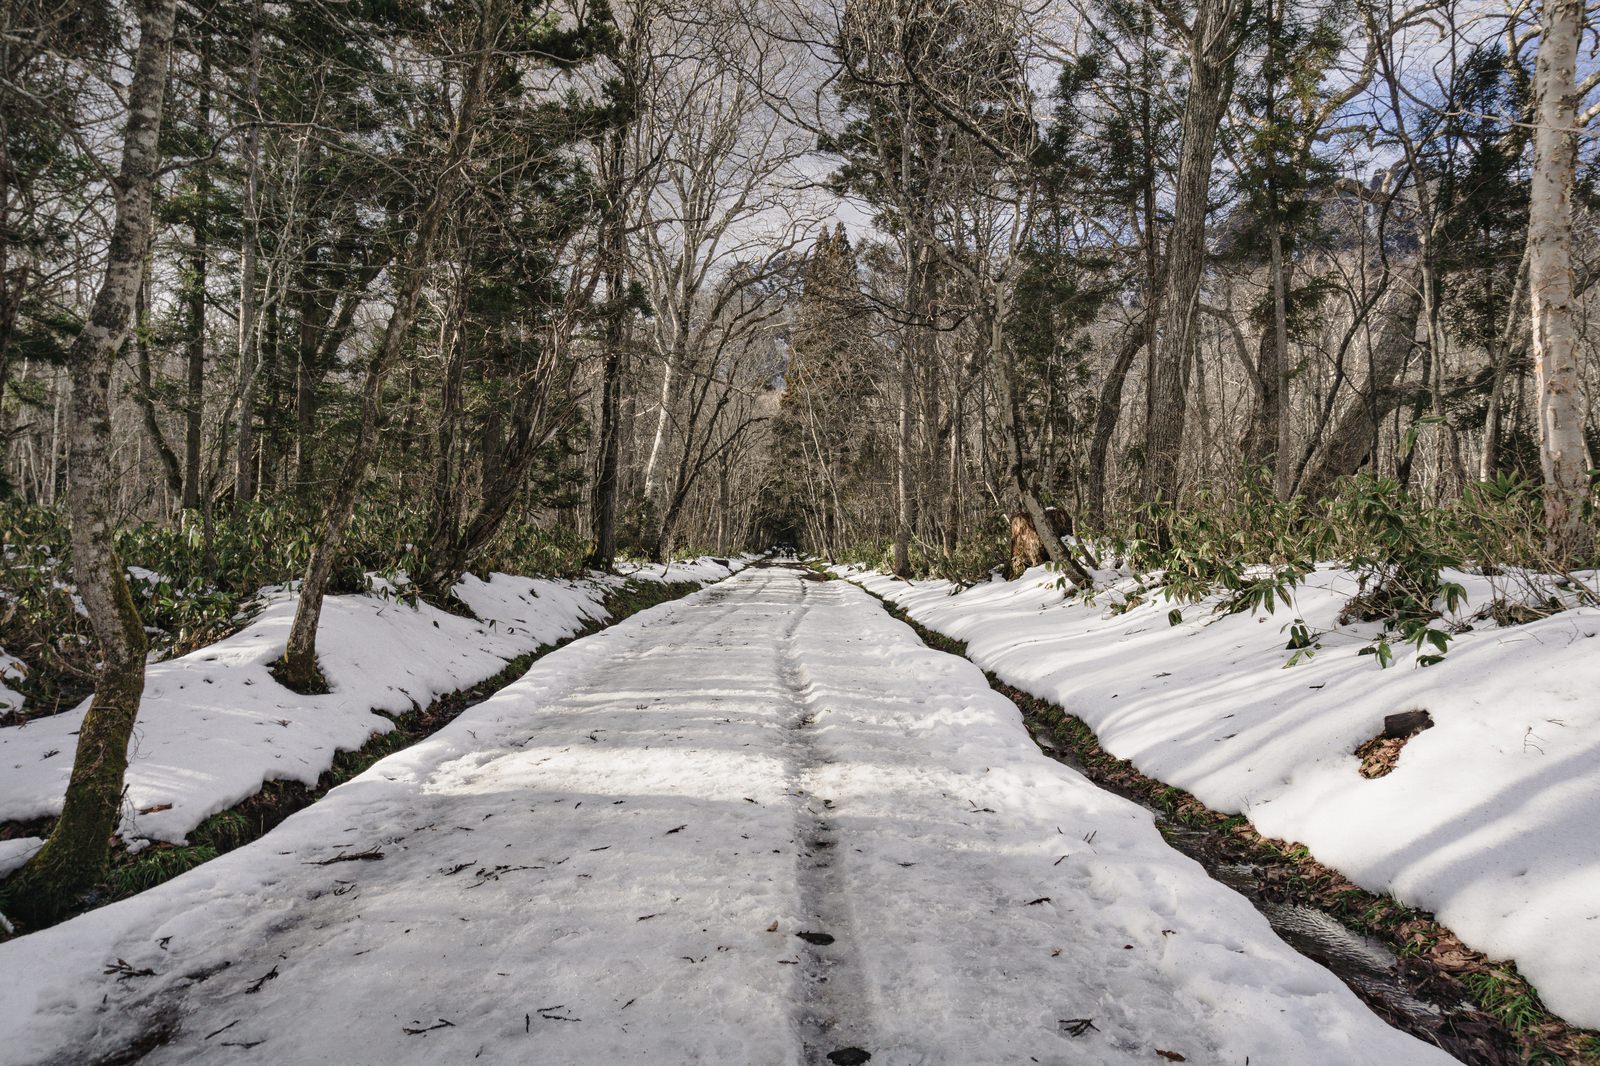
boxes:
[588,127,630,571]
[3,0,177,923]
[1526,0,1592,560]
[233,0,264,502]
[1143,0,1240,507]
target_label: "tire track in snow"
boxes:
[772,571,876,1066]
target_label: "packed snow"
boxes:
[847,562,1600,1030]
[0,558,749,867]
[0,567,1454,1064]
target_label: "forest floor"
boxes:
[0,564,1454,1066]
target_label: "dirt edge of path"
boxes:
[855,580,1599,1066]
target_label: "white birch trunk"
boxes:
[1527,0,1592,560]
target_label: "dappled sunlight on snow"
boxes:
[0,566,1449,1065]
[857,563,1600,1028]
[0,561,750,848]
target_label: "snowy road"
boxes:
[0,567,1456,1065]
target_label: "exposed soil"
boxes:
[775,575,877,1066]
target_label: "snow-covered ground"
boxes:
[847,562,1600,1030]
[0,567,1452,1064]
[0,652,24,717]
[0,557,749,875]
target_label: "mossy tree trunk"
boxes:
[2,0,177,926]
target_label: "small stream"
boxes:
[1157,821,1449,1026]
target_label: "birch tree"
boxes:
[1526,0,1592,559]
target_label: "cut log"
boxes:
[1383,709,1433,738]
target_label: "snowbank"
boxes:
[0,653,24,717]
[0,557,749,860]
[0,567,1450,1064]
[848,563,1600,1029]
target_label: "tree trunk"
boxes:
[1269,220,1292,497]
[180,43,211,511]
[278,0,504,690]
[0,120,15,426]
[943,385,962,555]
[3,0,176,923]
[992,302,1092,588]
[1526,0,1592,561]
[1143,0,1239,507]
[588,256,624,563]
[134,270,183,499]
[589,336,625,570]
[1479,248,1529,481]
[420,278,469,594]
[418,387,572,602]
[641,335,681,504]
[1263,0,1293,499]
[1085,320,1149,526]
[293,275,321,498]
[1087,23,1160,528]
[588,136,629,571]
[233,0,263,503]
[1296,275,1424,502]
[893,339,914,575]
[893,245,921,577]
[1240,323,1278,470]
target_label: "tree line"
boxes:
[764,0,1597,579]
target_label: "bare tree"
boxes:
[1143,0,1246,511]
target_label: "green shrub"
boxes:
[0,503,95,716]
[1080,470,1585,667]
[0,498,588,711]
[1325,475,1466,666]
[932,513,1009,586]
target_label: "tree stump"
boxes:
[1009,512,1044,579]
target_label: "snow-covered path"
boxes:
[0,567,1455,1066]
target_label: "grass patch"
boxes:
[104,844,219,898]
